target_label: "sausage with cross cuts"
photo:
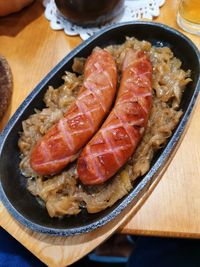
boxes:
[77,49,153,185]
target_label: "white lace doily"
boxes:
[43,0,165,40]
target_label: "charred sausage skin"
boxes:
[77,49,152,185]
[30,48,117,175]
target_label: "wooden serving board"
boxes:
[0,154,178,266]
[0,0,200,266]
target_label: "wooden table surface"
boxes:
[0,0,200,266]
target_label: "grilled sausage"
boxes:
[77,49,152,185]
[30,48,117,175]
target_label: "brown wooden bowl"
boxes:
[0,55,13,120]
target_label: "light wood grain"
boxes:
[0,0,200,266]
[0,169,164,266]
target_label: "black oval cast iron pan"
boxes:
[0,22,200,236]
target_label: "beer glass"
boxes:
[55,0,125,26]
[177,0,200,35]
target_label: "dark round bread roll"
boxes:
[0,55,13,119]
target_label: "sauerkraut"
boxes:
[18,37,191,217]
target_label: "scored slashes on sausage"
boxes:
[78,49,152,185]
[30,48,117,175]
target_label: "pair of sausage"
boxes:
[30,47,152,185]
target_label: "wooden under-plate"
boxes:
[0,21,200,266]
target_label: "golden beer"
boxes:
[179,0,200,24]
[177,0,200,35]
